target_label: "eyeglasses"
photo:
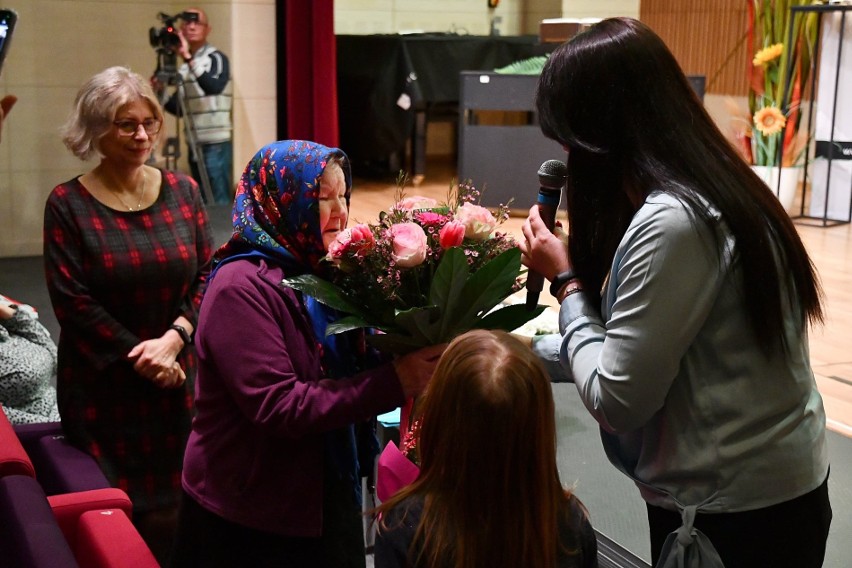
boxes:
[113,119,162,137]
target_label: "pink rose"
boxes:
[394,196,438,211]
[327,223,374,260]
[389,222,428,268]
[455,202,496,241]
[439,220,465,249]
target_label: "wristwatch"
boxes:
[170,324,193,346]
[549,270,578,298]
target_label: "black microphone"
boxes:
[526,159,568,311]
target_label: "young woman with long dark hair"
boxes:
[521,17,830,568]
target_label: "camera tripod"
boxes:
[153,48,214,203]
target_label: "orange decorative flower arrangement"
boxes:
[739,0,818,167]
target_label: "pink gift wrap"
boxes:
[376,441,420,502]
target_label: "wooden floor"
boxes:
[350,158,852,438]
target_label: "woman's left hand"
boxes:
[127,334,184,383]
[519,205,572,280]
[152,361,186,389]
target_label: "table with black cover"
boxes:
[336,33,549,180]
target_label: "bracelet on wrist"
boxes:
[549,269,577,298]
[557,283,584,303]
[170,324,193,347]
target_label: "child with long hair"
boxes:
[374,329,597,568]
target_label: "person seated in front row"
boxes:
[374,329,598,568]
[0,295,60,424]
[0,96,60,424]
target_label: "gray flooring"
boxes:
[3,202,851,566]
[552,383,852,567]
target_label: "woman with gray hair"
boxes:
[43,65,214,563]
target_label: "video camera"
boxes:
[149,11,199,51]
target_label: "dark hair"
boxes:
[376,330,577,568]
[536,17,822,352]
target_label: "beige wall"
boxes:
[229,0,277,182]
[0,0,275,257]
[335,0,525,36]
[561,0,639,19]
[333,0,639,36]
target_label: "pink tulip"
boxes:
[439,220,465,249]
[327,223,374,259]
[349,224,375,252]
[455,202,496,241]
[389,222,428,267]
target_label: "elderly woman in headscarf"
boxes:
[171,140,442,568]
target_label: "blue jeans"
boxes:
[190,141,233,205]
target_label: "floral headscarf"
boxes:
[213,139,352,276]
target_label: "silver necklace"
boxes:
[113,171,147,211]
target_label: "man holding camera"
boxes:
[160,8,233,204]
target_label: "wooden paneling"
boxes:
[640,0,750,96]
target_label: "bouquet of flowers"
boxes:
[284,178,545,355]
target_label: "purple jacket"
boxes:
[182,258,404,536]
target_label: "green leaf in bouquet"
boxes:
[448,247,524,333]
[429,247,470,337]
[366,332,429,355]
[282,274,367,318]
[394,305,443,344]
[326,315,374,336]
[478,302,545,332]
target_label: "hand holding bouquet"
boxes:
[284,179,545,354]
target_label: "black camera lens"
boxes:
[149,24,181,49]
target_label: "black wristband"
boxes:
[170,324,193,346]
[549,270,578,298]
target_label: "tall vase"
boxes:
[751,165,801,215]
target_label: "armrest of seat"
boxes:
[12,420,63,454]
[0,474,80,567]
[32,434,111,495]
[76,509,160,568]
[48,487,133,551]
[0,406,36,479]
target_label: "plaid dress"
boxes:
[43,169,214,512]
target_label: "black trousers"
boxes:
[647,474,831,568]
[170,470,365,568]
